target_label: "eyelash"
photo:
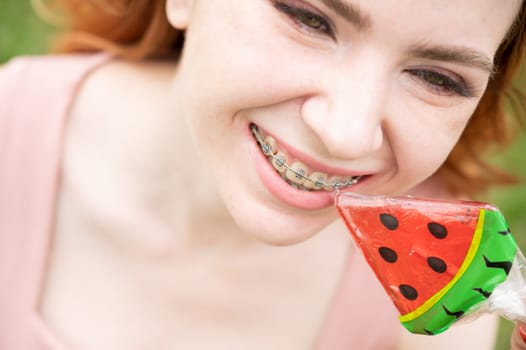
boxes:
[272,0,335,39]
[272,1,476,99]
[405,69,477,98]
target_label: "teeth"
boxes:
[251,123,361,191]
[305,172,328,190]
[272,151,288,174]
[347,177,358,186]
[325,176,344,191]
[285,161,308,185]
[263,136,278,156]
[301,180,317,191]
[341,177,353,187]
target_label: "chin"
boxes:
[224,195,337,246]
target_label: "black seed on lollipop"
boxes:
[379,247,398,263]
[443,306,464,319]
[427,256,447,273]
[473,287,492,299]
[483,255,512,276]
[399,284,418,301]
[379,213,399,230]
[427,222,448,239]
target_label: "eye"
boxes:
[272,1,335,39]
[405,69,477,98]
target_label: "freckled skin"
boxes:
[168,0,520,245]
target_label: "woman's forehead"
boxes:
[339,0,521,55]
[186,0,521,62]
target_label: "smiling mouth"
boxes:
[250,123,361,192]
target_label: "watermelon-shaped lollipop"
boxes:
[336,193,519,335]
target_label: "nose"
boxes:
[301,64,386,160]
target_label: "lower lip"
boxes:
[247,126,363,211]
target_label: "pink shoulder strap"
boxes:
[0,54,109,349]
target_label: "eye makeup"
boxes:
[405,68,478,98]
[271,0,336,40]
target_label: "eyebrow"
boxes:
[407,44,495,74]
[318,0,495,75]
[319,0,372,31]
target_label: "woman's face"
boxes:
[168,0,520,244]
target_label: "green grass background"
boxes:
[1,2,526,349]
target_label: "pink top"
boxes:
[0,54,400,349]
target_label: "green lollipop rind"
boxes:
[400,209,517,335]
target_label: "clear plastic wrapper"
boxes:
[335,192,526,335]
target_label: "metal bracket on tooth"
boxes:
[250,124,359,191]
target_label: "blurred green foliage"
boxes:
[0,1,55,63]
[1,2,526,349]
[489,128,526,350]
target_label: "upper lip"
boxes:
[253,123,372,178]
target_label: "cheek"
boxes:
[389,103,475,185]
[179,7,319,117]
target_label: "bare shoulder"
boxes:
[71,58,176,123]
[61,57,178,187]
[58,58,179,227]
[65,57,178,162]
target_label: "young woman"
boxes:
[1,0,526,349]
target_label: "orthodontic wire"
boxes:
[250,125,360,191]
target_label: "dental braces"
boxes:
[250,125,360,191]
